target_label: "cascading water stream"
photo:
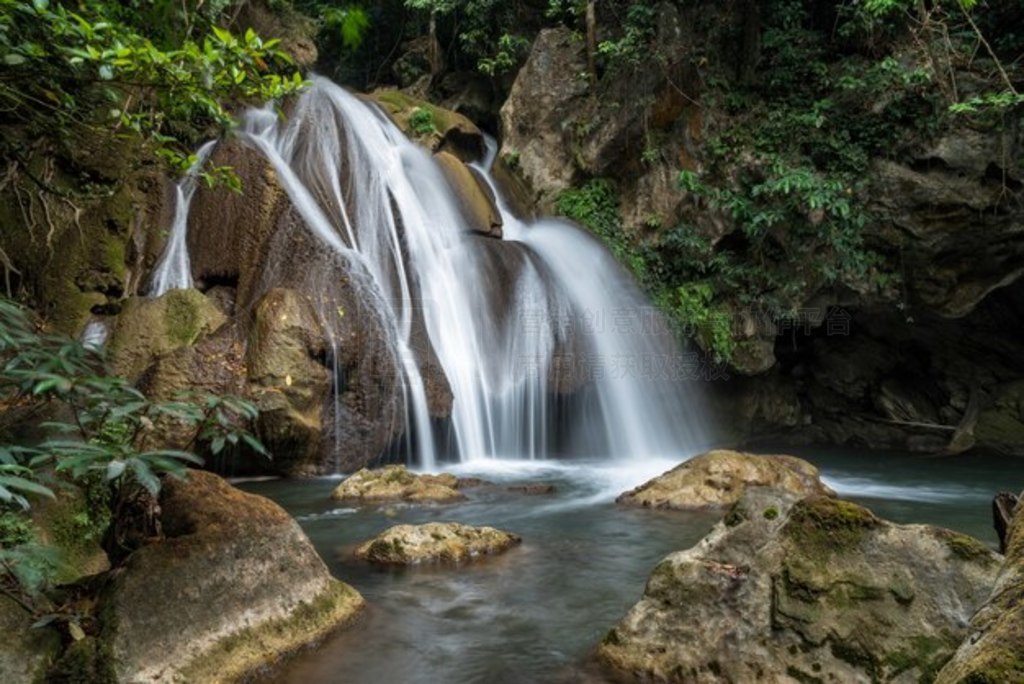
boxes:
[153,75,709,466]
[150,141,217,296]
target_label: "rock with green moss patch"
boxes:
[355,521,521,565]
[366,89,484,162]
[101,470,364,683]
[936,488,1024,683]
[106,289,226,380]
[616,449,835,510]
[331,465,467,504]
[596,488,999,683]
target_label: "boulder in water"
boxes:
[616,449,834,509]
[99,471,364,683]
[597,488,1000,683]
[434,151,503,238]
[355,522,521,565]
[366,89,485,162]
[331,465,467,504]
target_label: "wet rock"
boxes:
[246,287,331,475]
[507,483,557,495]
[331,465,466,504]
[367,89,485,162]
[107,289,226,380]
[597,489,1000,683]
[104,471,364,683]
[355,522,521,565]
[616,449,834,510]
[937,488,1024,683]
[0,596,60,684]
[434,151,503,238]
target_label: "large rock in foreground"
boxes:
[597,489,1000,683]
[331,465,466,503]
[616,449,834,509]
[937,490,1024,683]
[355,522,521,565]
[104,471,364,682]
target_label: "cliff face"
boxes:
[498,2,1024,456]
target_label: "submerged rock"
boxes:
[937,488,1024,683]
[597,489,1000,683]
[616,449,834,509]
[331,465,466,503]
[355,522,521,565]
[102,471,364,683]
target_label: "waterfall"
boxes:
[150,141,217,296]
[154,75,709,465]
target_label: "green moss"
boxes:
[45,637,117,684]
[601,629,622,646]
[0,509,34,547]
[935,529,997,566]
[783,496,880,557]
[764,507,780,520]
[163,289,207,346]
[177,580,363,683]
[883,635,952,682]
[32,479,110,584]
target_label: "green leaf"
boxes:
[3,53,27,65]
[106,460,126,481]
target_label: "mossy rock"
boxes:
[616,449,835,510]
[355,521,521,565]
[104,471,365,682]
[106,289,226,380]
[331,465,466,504]
[936,488,1024,683]
[366,89,485,162]
[31,480,111,584]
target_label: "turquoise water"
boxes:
[240,449,1019,683]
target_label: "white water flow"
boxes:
[163,75,709,465]
[150,141,218,296]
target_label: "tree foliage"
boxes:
[0,0,306,172]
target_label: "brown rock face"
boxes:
[499,28,588,210]
[355,522,521,565]
[105,471,364,683]
[616,449,834,509]
[598,489,1000,683]
[434,151,503,238]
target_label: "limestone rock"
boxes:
[499,28,588,209]
[367,89,484,162]
[937,488,1024,683]
[434,151,503,238]
[331,465,466,504]
[617,449,834,510]
[107,289,226,380]
[355,522,521,565]
[0,596,60,684]
[104,471,364,683]
[598,489,1001,683]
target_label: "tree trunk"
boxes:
[428,10,440,78]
